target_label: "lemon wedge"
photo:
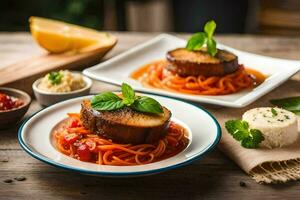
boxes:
[29,16,117,53]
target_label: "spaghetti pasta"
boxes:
[53,113,189,166]
[131,60,265,95]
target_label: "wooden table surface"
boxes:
[1,32,300,200]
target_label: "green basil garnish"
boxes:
[270,96,300,116]
[225,120,264,149]
[131,96,163,114]
[91,92,124,111]
[48,71,63,85]
[121,83,136,106]
[92,100,124,111]
[186,20,218,56]
[91,83,163,114]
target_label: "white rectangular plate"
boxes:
[83,34,300,107]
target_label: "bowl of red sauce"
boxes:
[0,87,31,129]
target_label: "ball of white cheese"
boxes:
[242,107,298,149]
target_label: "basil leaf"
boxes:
[186,33,206,51]
[204,20,216,38]
[91,83,164,114]
[225,119,264,149]
[270,96,300,115]
[91,92,121,106]
[121,83,135,103]
[48,71,63,85]
[232,130,248,141]
[293,110,300,115]
[225,120,249,141]
[131,96,163,114]
[250,129,264,145]
[123,98,135,106]
[227,119,250,134]
[207,38,217,56]
[241,136,256,148]
[92,100,124,111]
[224,120,238,135]
[91,92,124,111]
[241,129,264,149]
[185,20,218,57]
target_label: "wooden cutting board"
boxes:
[0,44,115,94]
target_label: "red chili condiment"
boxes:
[0,92,23,111]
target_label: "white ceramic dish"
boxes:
[83,34,300,108]
[18,94,221,176]
[33,71,92,106]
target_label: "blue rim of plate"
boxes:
[18,93,222,177]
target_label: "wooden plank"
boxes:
[0,32,116,94]
[0,33,300,199]
[1,150,299,200]
[1,50,110,94]
[0,47,114,86]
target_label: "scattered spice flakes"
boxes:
[239,181,246,187]
[284,115,290,120]
[14,176,26,181]
[3,179,13,183]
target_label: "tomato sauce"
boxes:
[0,93,23,111]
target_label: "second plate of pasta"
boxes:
[83,34,300,107]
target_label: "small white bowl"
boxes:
[33,72,92,106]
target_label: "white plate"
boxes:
[83,34,300,108]
[18,94,221,176]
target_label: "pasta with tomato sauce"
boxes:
[53,113,189,166]
[131,60,265,95]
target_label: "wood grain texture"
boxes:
[0,32,300,200]
[0,32,116,94]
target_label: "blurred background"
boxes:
[1,0,300,35]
